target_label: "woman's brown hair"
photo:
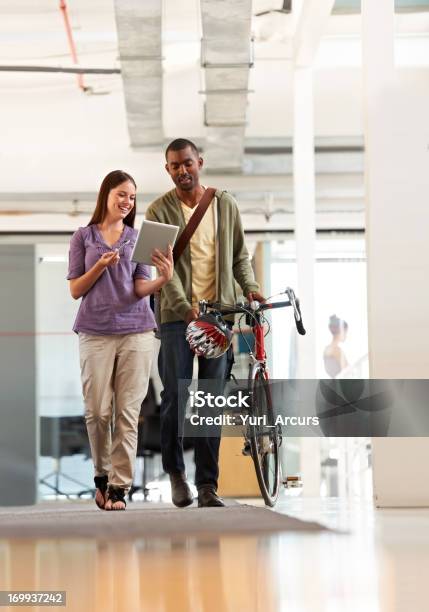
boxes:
[88,170,137,228]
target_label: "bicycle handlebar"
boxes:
[285,287,306,336]
[199,286,306,336]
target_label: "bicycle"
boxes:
[198,288,306,506]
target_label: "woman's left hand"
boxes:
[151,245,174,284]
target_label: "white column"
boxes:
[293,67,320,496]
[363,0,429,506]
[293,66,317,379]
[362,0,394,377]
[292,0,337,498]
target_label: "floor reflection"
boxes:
[0,535,278,612]
[1,499,429,612]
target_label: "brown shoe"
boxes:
[169,472,194,508]
[197,485,225,508]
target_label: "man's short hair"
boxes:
[165,138,200,160]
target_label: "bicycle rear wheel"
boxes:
[248,368,280,506]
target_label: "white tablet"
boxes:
[131,219,179,266]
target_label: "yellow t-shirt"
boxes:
[181,198,216,309]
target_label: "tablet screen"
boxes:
[131,220,179,265]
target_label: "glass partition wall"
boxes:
[268,233,371,500]
[36,243,92,499]
[270,234,368,380]
[1,232,371,502]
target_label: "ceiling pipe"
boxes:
[59,0,88,92]
[0,65,120,74]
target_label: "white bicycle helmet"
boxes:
[186,313,233,359]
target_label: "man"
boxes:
[146,138,264,508]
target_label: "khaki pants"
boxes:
[79,332,154,491]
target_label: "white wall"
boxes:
[365,65,429,507]
[365,69,429,379]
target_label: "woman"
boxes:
[67,170,173,511]
[323,314,349,378]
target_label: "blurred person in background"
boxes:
[323,314,349,378]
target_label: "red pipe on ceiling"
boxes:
[59,0,86,91]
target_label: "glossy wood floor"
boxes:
[0,497,428,612]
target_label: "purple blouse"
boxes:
[67,224,156,335]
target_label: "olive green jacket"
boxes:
[145,188,259,323]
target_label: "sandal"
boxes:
[94,475,108,510]
[105,486,127,511]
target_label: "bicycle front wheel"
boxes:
[248,368,280,506]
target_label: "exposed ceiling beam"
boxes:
[114,0,163,146]
[200,0,253,172]
[293,0,336,66]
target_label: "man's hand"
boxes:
[184,308,199,325]
[247,291,266,304]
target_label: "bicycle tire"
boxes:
[248,367,281,506]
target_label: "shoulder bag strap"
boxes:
[173,187,216,263]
